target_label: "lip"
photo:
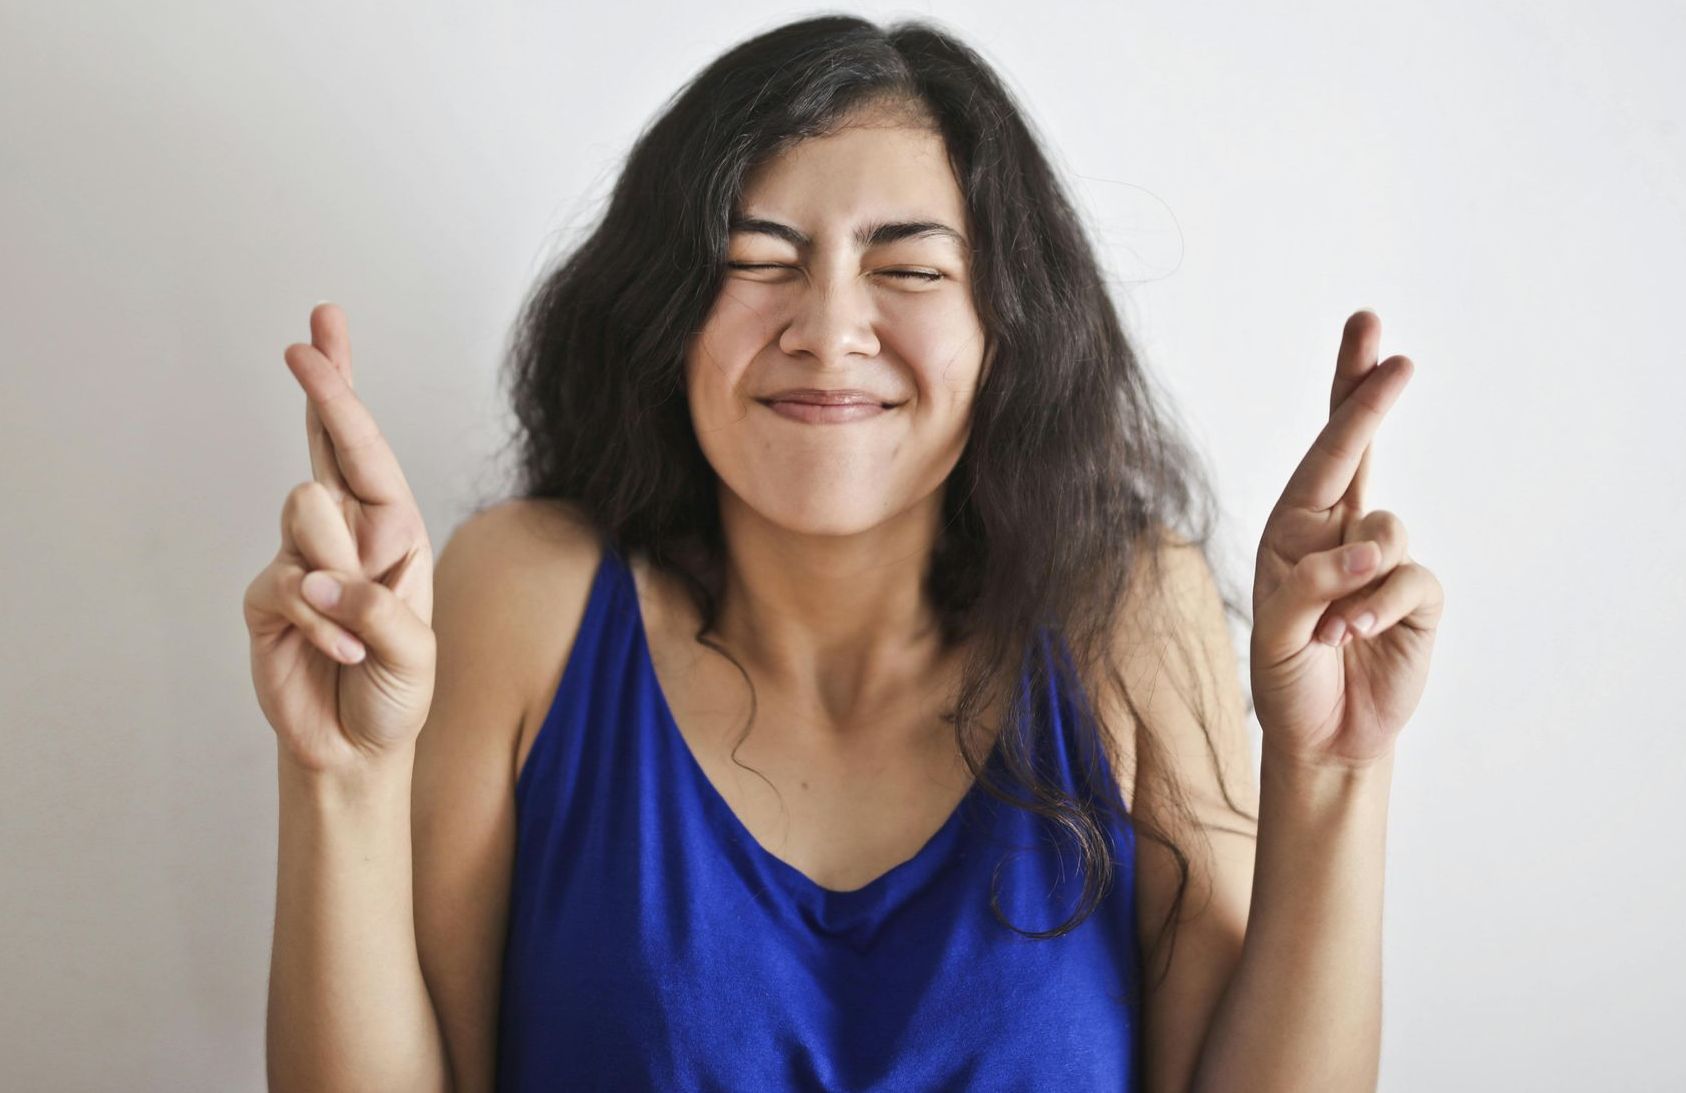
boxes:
[758,388,901,406]
[758,399,895,424]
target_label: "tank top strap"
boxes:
[512,538,638,816]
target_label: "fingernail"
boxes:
[1345,543,1377,573]
[1319,616,1347,646]
[302,571,341,609]
[337,636,366,663]
[1351,610,1376,635]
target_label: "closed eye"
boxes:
[726,262,943,283]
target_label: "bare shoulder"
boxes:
[435,497,608,772]
[444,496,605,573]
[1100,529,1253,809]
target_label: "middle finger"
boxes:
[1332,310,1382,510]
[1280,354,1413,514]
[283,341,411,507]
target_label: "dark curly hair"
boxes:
[479,12,1259,1002]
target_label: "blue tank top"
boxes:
[497,543,1143,1090]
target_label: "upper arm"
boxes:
[411,498,601,1093]
[1113,533,1259,1093]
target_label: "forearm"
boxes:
[1189,746,1395,1093]
[268,747,452,1093]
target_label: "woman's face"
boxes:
[684,115,989,539]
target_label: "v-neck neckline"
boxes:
[615,546,995,907]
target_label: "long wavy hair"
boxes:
[483,13,1258,1000]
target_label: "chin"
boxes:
[731,486,902,540]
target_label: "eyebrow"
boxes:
[728,215,970,250]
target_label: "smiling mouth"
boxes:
[755,399,901,423]
[756,398,900,409]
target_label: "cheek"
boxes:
[700,285,782,350]
[879,300,987,402]
[688,296,774,390]
[683,347,741,433]
[687,299,766,381]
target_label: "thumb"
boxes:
[1256,540,1381,660]
[300,569,432,674]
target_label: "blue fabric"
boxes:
[497,544,1143,1091]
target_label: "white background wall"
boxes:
[3,1,1681,1089]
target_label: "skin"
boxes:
[679,106,991,750]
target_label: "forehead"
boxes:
[734,122,968,239]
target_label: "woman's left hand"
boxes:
[1249,310,1446,772]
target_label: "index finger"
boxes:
[297,302,353,496]
[283,340,412,508]
[1278,353,1412,514]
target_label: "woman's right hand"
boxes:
[243,302,438,776]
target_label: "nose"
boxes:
[777,273,881,365]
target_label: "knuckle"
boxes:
[241,573,270,627]
[283,479,325,515]
[246,560,288,612]
[1371,509,1406,543]
[281,480,329,538]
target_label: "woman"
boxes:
[247,14,1442,1093]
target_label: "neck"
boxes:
[711,483,954,739]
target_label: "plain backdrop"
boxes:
[3,1,1682,1089]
